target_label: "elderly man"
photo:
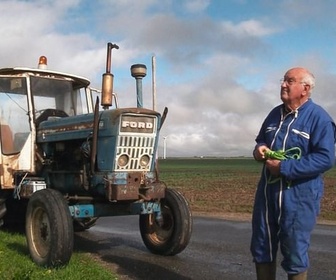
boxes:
[251,67,335,280]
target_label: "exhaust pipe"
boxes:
[101,42,119,109]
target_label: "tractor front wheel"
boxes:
[139,188,192,255]
[25,189,74,267]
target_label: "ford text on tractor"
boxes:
[0,43,192,267]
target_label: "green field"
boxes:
[158,158,336,221]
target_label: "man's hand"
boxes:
[253,145,281,175]
[265,159,281,176]
[253,145,269,161]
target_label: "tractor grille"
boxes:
[115,135,155,171]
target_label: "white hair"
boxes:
[302,71,315,93]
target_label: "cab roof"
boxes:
[0,67,90,88]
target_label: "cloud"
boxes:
[183,0,210,13]
[221,19,278,37]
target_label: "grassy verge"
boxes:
[0,230,117,279]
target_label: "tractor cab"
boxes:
[0,57,93,188]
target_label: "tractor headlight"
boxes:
[118,154,129,167]
[139,155,150,167]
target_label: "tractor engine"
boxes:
[36,108,165,201]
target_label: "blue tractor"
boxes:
[0,43,192,267]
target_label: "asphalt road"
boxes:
[74,215,336,280]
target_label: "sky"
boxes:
[1,0,336,158]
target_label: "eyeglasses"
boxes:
[280,78,306,86]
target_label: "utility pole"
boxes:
[152,55,156,111]
[163,136,167,159]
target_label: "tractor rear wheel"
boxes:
[25,189,74,267]
[139,188,192,255]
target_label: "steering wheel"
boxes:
[35,109,68,127]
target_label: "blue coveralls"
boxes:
[250,98,335,274]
